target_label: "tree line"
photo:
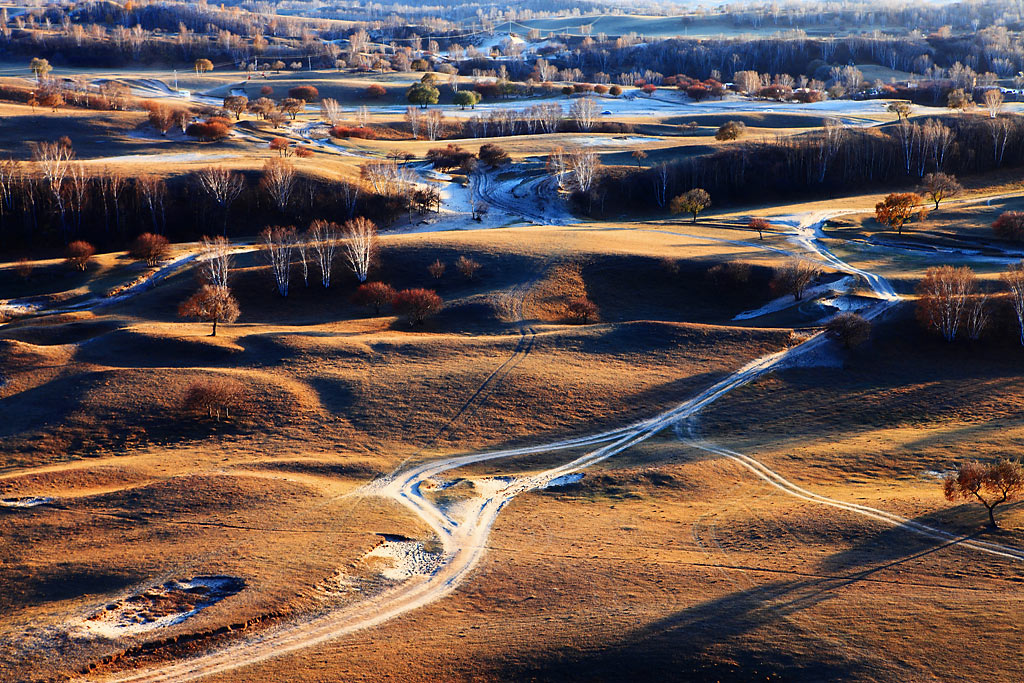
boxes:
[574,113,1024,217]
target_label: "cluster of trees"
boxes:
[259,218,377,297]
[576,113,1024,217]
[916,262,1024,345]
[0,140,421,253]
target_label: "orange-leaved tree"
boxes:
[944,460,1024,528]
[875,192,926,235]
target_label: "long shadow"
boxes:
[492,577,873,682]
[490,526,982,681]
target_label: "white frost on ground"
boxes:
[0,496,54,508]
[571,135,662,147]
[733,275,854,321]
[76,577,243,640]
[363,539,444,581]
[543,473,584,488]
[81,152,236,164]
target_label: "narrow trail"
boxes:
[90,210,1024,683]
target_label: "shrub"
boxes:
[130,233,170,266]
[428,259,446,279]
[478,143,510,168]
[716,120,746,141]
[392,288,443,325]
[825,312,871,348]
[289,85,319,101]
[65,240,95,271]
[294,146,315,158]
[351,281,396,314]
[15,257,32,280]
[609,85,622,96]
[329,125,377,140]
[427,143,476,170]
[706,261,751,291]
[182,378,243,421]
[455,255,481,279]
[186,121,230,141]
[593,84,608,94]
[993,211,1024,241]
[565,296,598,323]
[365,84,387,98]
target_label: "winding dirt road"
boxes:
[91,211,1024,683]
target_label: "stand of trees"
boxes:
[575,114,1024,218]
[0,144,411,255]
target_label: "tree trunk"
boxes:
[211,318,218,336]
[987,504,998,528]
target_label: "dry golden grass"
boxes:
[2,196,1023,683]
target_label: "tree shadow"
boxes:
[491,576,874,682]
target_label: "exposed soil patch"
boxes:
[77,576,245,639]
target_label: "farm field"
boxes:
[2,1,1024,682]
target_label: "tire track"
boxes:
[88,211,1024,683]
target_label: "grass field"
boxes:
[2,36,1024,683]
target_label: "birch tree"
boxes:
[261,226,296,296]
[342,216,376,282]
[309,219,341,287]
[200,235,232,287]
[195,167,244,234]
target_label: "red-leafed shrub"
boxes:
[329,125,377,139]
[186,121,230,140]
[392,288,443,325]
[288,85,319,101]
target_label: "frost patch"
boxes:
[0,496,54,508]
[544,473,584,488]
[363,537,443,581]
[77,576,244,639]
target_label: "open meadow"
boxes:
[2,1,1024,682]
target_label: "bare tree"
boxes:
[295,235,310,287]
[566,147,600,193]
[337,180,362,219]
[199,235,232,287]
[178,284,240,336]
[983,88,1004,118]
[547,146,568,189]
[921,172,962,210]
[66,162,89,232]
[1002,262,1024,345]
[195,167,244,234]
[32,138,74,234]
[570,96,598,132]
[916,265,976,342]
[342,216,376,282]
[320,97,342,125]
[135,174,166,233]
[260,158,296,213]
[770,260,820,300]
[405,106,422,138]
[309,219,341,287]
[101,169,127,235]
[652,162,670,207]
[424,109,445,141]
[261,226,296,296]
